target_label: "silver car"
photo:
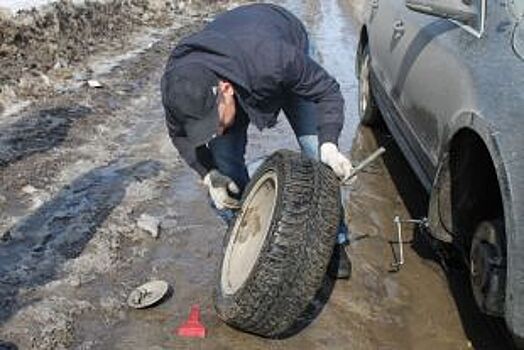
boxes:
[356,0,524,344]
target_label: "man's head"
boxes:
[161,63,237,148]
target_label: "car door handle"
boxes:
[393,20,405,38]
[371,0,379,9]
[393,20,405,32]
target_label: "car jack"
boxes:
[391,216,428,271]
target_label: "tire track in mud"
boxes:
[0,105,92,168]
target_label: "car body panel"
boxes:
[514,21,524,60]
[391,3,477,166]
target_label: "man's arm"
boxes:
[283,46,345,146]
[165,111,240,210]
[282,45,353,180]
[164,109,215,177]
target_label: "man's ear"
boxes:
[218,81,235,97]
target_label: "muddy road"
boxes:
[0,0,515,349]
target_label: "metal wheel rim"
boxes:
[221,171,278,295]
[469,221,505,315]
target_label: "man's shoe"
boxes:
[330,244,352,280]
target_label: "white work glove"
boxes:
[320,142,354,181]
[203,170,241,210]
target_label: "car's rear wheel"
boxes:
[358,45,380,126]
[214,150,340,338]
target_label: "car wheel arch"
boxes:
[428,112,521,331]
[430,112,514,245]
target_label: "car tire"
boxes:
[214,150,341,338]
[358,45,380,126]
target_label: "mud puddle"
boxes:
[0,0,515,349]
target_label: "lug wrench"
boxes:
[341,147,386,185]
[339,147,386,246]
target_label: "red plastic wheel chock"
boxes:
[175,304,207,338]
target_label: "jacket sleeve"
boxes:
[283,45,345,146]
[164,108,215,178]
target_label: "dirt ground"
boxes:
[0,0,516,349]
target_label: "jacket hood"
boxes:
[169,30,252,93]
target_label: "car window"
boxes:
[509,0,524,19]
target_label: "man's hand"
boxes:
[320,142,354,181]
[203,170,241,210]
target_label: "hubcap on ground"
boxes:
[221,171,278,295]
[470,221,506,316]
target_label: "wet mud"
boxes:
[0,0,516,349]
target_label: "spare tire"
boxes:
[214,150,341,338]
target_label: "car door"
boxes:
[385,0,485,179]
[367,0,402,98]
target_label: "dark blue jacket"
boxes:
[163,4,345,176]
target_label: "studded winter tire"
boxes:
[214,150,341,338]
